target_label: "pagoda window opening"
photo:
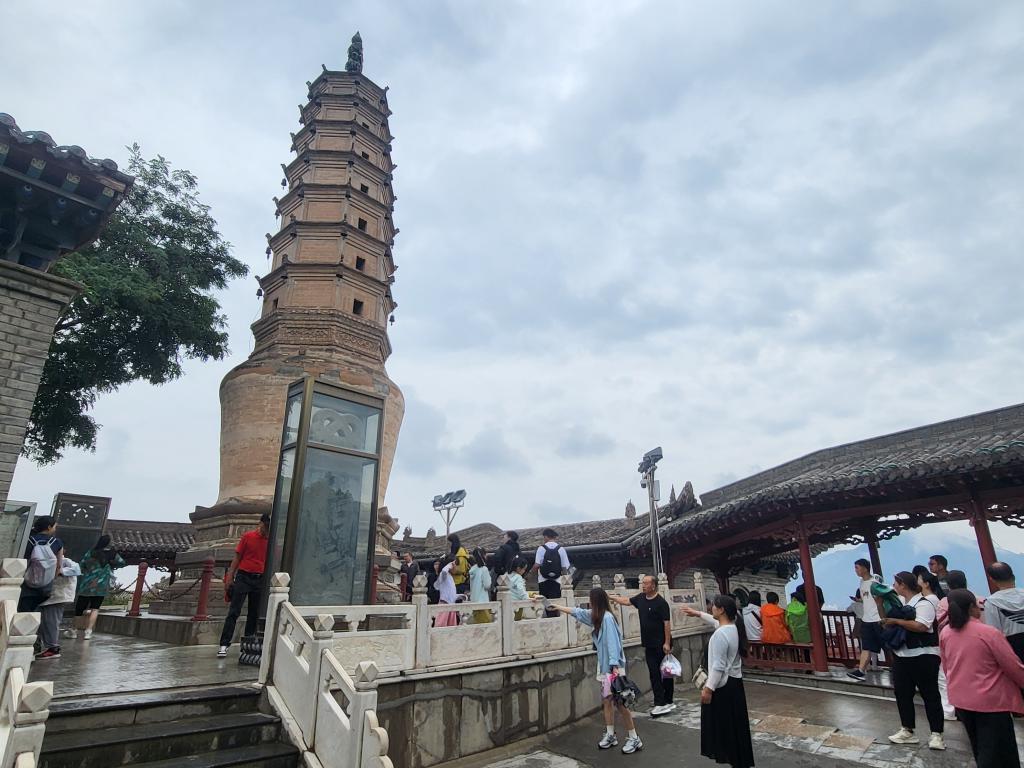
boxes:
[353,299,364,316]
[356,257,366,271]
[357,217,368,232]
[360,183,369,194]
[361,122,370,129]
[361,151,370,160]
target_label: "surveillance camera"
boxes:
[643,447,663,464]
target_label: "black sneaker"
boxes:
[847,669,866,681]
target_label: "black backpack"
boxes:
[540,544,562,579]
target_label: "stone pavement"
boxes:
[27,631,257,698]
[454,679,1024,768]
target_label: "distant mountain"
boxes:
[789,529,1024,609]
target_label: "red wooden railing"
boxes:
[744,610,890,672]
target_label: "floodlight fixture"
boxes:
[432,488,468,538]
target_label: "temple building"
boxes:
[152,34,405,613]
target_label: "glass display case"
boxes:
[265,378,384,606]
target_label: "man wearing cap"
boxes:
[217,513,270,658]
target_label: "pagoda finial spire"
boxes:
[346,32,364,73]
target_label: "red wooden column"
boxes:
[796,518,829,673]
[866,532,883,578]
[970,496,999,592]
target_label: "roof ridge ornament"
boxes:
[346,32,364,74]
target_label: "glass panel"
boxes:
[266,448,295,579]
[307,392,380,454]
[282,394,303,448]
[289,447,378,605]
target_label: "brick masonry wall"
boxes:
[0,262,80,508]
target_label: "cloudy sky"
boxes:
[5,1,1024,557]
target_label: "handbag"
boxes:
[692,665,708,691]
[610,673,642,710]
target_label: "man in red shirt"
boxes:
[217,514,270,658]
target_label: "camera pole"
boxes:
[644,465,663,577]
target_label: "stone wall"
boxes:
[571,564,790,605]
[0,262,80,508]
[375,632,709,768]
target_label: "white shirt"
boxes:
[699,614,742,689]
[436,563,457,604]
[894,594,939,657]
[534,542,570,582]
[742,604,762,641]
[859,579,881,623]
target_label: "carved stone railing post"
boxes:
[303,614,335,749]
[559,575,576,648]
[693,571,706,610]
[411,574,430,668]
[612,573,628,625]
[657,571,669,592]
[497,575,515,657]
[259,573,291,685]
[0,667,52,767]
[0,561,27,604]
[0,603,40,685]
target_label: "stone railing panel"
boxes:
[426,601,502,666]
[511,600,570,656]
[0,562,27,606]
[294,604,416,675]
[272,604,332,746]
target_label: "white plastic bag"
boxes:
[660,653,682,678]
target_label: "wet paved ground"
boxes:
[460,681,1024,768]
[27,631,257,698]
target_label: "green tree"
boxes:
[23,145,248,463]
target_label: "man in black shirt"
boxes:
[612,575,674,716]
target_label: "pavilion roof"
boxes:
[104,518,194,563]
[399,515,652,560]
[628,401,1024,567]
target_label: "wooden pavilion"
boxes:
[628,402,1024,673]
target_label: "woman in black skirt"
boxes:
[683,595,755,768]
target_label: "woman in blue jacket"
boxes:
[545,588,643,754]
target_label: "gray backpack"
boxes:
[26,537,58,589]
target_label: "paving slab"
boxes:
[28,632,257,698]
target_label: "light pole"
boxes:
[638,447,664,577]
[431,489,467,538]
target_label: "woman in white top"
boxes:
[882,571,944,750]
[682,595,754,768]
[469,548,493,624]
[433,558,458,627]
[916,569,955,722]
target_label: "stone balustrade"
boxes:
[0,560,53,768]
[261,569,709,767]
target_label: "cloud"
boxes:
[454,428,529,476]
[555,427,614,459]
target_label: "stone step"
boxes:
[47,685,262,733]
[130,743,298,768]
[745,669,896,700]
[39,712,281,768]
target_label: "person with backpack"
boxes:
[532,528,569,617]
[74,534,126,640]
[544,588,643,754]
[18,516,64,613]
[446,534,471,595]
[883,571,945,750]
[492,531,520,578]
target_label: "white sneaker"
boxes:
[621,736,643,754]
[598,733,617,749]
[663,702,677,712]
[650,704,669,717]
[943,711,957,721]
[889,728,919,744]
[216,645,228,658]
[82,629,92,639]
[928,733,945,750]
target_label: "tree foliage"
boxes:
[23,145,248,463]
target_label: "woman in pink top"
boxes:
[939,589,1024,768]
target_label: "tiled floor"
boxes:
[28,632,257,698]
